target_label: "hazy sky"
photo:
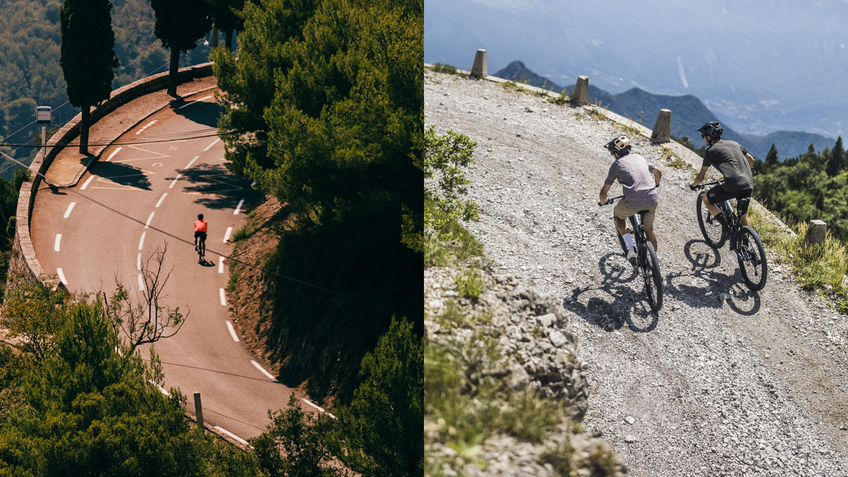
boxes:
[425,0,848,136]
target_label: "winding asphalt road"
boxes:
[30,92,314,443]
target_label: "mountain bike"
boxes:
[602,196,663,312]
[693,180,767,291]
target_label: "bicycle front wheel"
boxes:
[697,192,726,249]
[614,217,628,255]
[737,226,768,291]
[640,242,663,312]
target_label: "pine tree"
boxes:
[149,0,213,96]
[765,144,779,170]
[60,0,119,154]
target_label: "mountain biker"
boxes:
[194,214,207,252]
[598,135,662,264]
[689,121,755,230]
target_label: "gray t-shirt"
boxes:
[604,153,658,209]
[702,140,753,192]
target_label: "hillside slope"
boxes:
[425,69,848,476]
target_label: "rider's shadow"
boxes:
[664,239,761,316]
[562,253,659,333]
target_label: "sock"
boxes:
[623,233,635,249]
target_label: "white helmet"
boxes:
[604,135,631,156]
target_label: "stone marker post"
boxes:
[805,220,827,246]
[571,76,589,106]
[470,49,487,79]
[194,392,205,431]
[650,109,671,143]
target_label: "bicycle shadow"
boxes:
[562,252,660,333]
[663,239,761,316]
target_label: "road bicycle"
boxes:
[693,180,767,291]
[196,237,206,263]
[602,196,663,312]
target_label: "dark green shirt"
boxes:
[703,140,753,192]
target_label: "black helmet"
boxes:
[697,121,723,139]
[604,135,631,156]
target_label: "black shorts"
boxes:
[706,186,753,216]
[194,231,207,241]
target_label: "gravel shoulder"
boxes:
[425,70,848,476]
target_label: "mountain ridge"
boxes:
[494,60,835,161]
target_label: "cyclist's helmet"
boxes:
[604,135,631,156]
[198,214,204,220]
[697,121,723,139]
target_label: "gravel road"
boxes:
[425,69,848,476]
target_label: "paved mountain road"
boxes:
[31,93,301,442]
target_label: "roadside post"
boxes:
[36,106,52,161]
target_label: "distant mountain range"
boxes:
[494,61,836,161]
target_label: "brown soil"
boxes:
[224,196,307,393]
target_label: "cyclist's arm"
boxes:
[653,167,662,187]
[690,166,709,189]
[599,183,611,205]
[745,152,755,170]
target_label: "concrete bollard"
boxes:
[650,109,671,143]
[571,76,589,106]
[470,49,487,79]
[194,392,205,431]
[805,220,827,246]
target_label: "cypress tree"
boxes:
[60,0,119,155]
[831,136,845,175]
[149,0,213,96]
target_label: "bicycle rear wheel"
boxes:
[640,242,663,312]
[736,226,767,291]
[697,192,726,249]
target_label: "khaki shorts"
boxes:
[614,202,657,229]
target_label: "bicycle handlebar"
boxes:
[600,195,624,206]
[691,179,724,191]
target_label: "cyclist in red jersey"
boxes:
[194,214,207,252]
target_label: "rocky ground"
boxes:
[425,69,848,476]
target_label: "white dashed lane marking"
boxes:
[169,174,181,189]
[251,361,277,382]
[138,232,146,250]
[223,227,232,243]
[178,95,213,109]
[106,147,122,162]
[203,138,220,151]
[155,193,167,208]
[57,268,68,285]
[218,257,224,274]
[226,321,239,342]
[184,156,199,169]
[219,289,227,306]
[145,211,155,229]
[63,202,76,218]
[81,176,95,190]
[234,199,244,215]
[54,234,61,252]
[213,426,248,447]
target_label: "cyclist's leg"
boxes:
[703,186,724,217]
[735,190,753,227]
[642,204,658,252]
[613,201,633,236]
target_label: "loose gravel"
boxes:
[425,69,848,477]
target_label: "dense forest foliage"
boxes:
[214,0,423,405]
[753,137,848,242]
[0,0,215,177]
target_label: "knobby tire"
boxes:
[641,242,663,312]
[697,192,726,249]
[737,226,768,291]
